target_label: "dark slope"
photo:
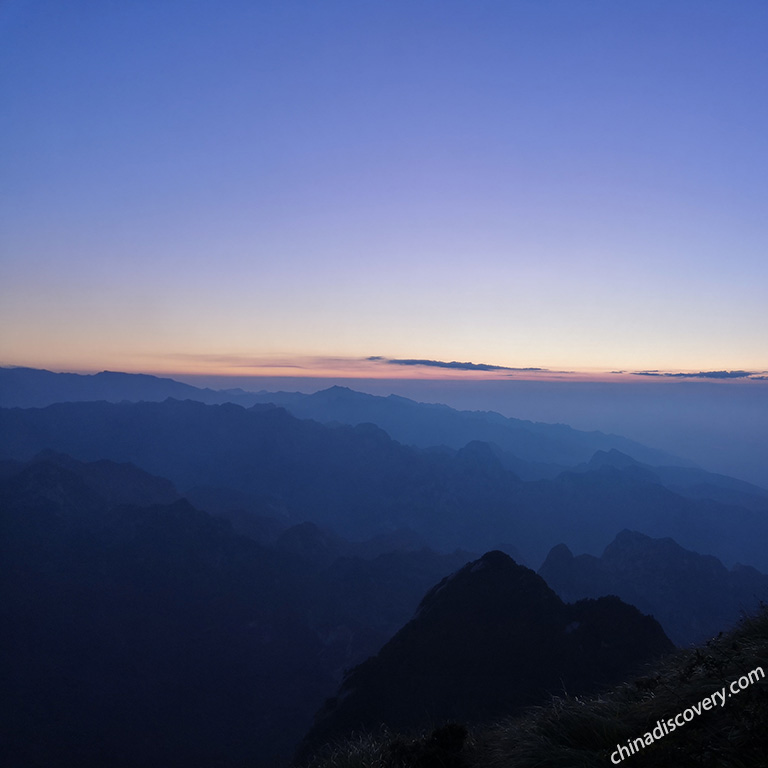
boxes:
[0,455,472,767]
[0,449,180,506]
[0,457,333,768]
[299,551,673,762]
[539,529,768,646]
[300,607,768,768]
[304,545,474,678]
[1,399,768,569]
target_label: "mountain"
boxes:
[0,449,180,506]
[578,449,768,513]
[244,384,689,471]
[519,461,768,569]
[303,544,474,678]
[2,399,768,570]
[0,453,472,767]
[539,529,768,646]
[0,398,521,552]
[299,606,768,768]
[299,550,673,762]
[0,455,334,767]
[0,365,256,408]
[0,367,689,474]
[6,367,766,506]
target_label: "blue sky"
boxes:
[1,0,767,378]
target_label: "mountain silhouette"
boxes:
[576,448,768,512]
[0,453,473,767]
[0,455,338,767]
[299,550,673,761]
[2,399,768,569]
[0,365,255,407]
[539,529,768,646]
[245,383,689,470]
[0,367,689,471]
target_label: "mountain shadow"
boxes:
[0,456,334,768]
[0,454,474,767]
[298,550,673,763]
[299,606,768,768]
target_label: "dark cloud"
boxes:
[367,357,544,373]
[632,370,755,380]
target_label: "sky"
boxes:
[1,0,767,381]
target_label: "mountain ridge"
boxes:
[0,365,691,472]
[2,397,767,570]
[539,529,768,646]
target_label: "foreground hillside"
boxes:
[302,606,768,768]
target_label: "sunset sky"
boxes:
[2,1,767,380]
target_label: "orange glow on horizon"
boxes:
[4,354,765,386]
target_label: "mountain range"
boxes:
[539,529,768,647]
[2,396,767,570]
[0,366,689,472]
[3,365,768,765]
[0,452,470,766]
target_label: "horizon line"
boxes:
[3,361,768,386]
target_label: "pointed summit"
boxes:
[300,552,672,757]
[587,448,642,469]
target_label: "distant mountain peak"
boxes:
[611,528,653,546]
[311,385,374,401]
[539,530,768,647]
[588,448,642,468]
[604,529,683,560]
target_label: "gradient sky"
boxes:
[2,0,767,378]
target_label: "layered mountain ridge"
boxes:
[539,529,768,646]
[0,366,688,471]
[2,397,767,570]
[3,367,767,765]
[0,453,470,766]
